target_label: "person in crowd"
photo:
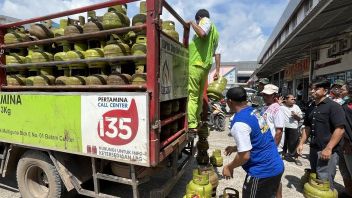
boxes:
[297,79,345,189]
[282,94,303,166]
[250,78,270,108]
[260,84,285,198]
[339,81,352,197]
[187,9,220,133]
[222,87,284,198]
[258,78,270,93]
[261,84,285,152]
[329,79,345,105]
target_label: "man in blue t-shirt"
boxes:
[222,87,284,198]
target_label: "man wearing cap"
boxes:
[260,84,285,198]
[250,78,269,108]
[297,79,345,190]
[261,84,285,148]
[329,79,345,105]
[258,78,270,92]
[187,9,221,132]
[223,87,284,198]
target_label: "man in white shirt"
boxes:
[261,84,285,198]
[261,84,285,150]
[282,94,303,165]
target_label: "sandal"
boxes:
[295,159,303,166]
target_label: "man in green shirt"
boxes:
[188,9,221,132]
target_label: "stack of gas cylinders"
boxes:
[3,1,180,87]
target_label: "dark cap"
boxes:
[312,79,330,90]
[226,87,247,102]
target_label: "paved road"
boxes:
[0,118,346,197]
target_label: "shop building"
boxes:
[253,0,352,101]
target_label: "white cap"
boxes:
[261,84,279,95]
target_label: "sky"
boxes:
[0,0,289,62]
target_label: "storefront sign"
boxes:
[315,58,341,69]
[284,58,310,80]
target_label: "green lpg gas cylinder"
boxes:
[207,76,228,100]
[131,36,147,73]
[196,139,209,151]
[4,30,30,44]
[303,173,337,198]
[103,37,131,58]
[29,22,54,39]
[102,9,130,30]
[53,19,68,37]
[171,100,180,113]
[84,48,106,68]
[66,50,86,69]
[210,149,223,167]
[200,165,219,197]
[186,169,212,198]
[131,73,146,85]
[162,20,179,41]
[106,73,130,85]
[197,125,210,138]
[160,101,172,117]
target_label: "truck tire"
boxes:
[16,151,63,198]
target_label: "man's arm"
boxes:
[297,126,310,155]
[223,151,250,179]
[321,126,344,160]
[213,53,221,80]
[274,128,283,145]
[292,113,301,121]
[190,21,206,38]
[228,151,250,168]
[224,145,237,156]
[274,107,285,145]
[293,105,303,121]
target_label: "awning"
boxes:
[256,0,352,77]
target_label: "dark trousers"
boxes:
[282,128,300,157]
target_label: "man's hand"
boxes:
[222,164,233,180]
[320,147,332,160]
[213,72,220,81]
[224,146,237,156]
[297,143,304,156]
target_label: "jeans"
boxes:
[309,147,339,189]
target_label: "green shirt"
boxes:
[189,18,219,70]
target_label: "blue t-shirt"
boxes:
[230,106,284,178]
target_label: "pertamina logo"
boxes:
[97,99,139,145]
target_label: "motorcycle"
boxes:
[207,98,226,131]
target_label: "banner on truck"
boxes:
[160,34,189,101]
[0,92,150,166]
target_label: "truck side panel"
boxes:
[0,92,150,166]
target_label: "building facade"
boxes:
[254,0,352,102]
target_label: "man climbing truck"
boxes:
[0,0,193,197]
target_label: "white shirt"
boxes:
[230,122,252,152]
[281,104,303,129]
[196,17,221,54]
[262,103,285,152]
